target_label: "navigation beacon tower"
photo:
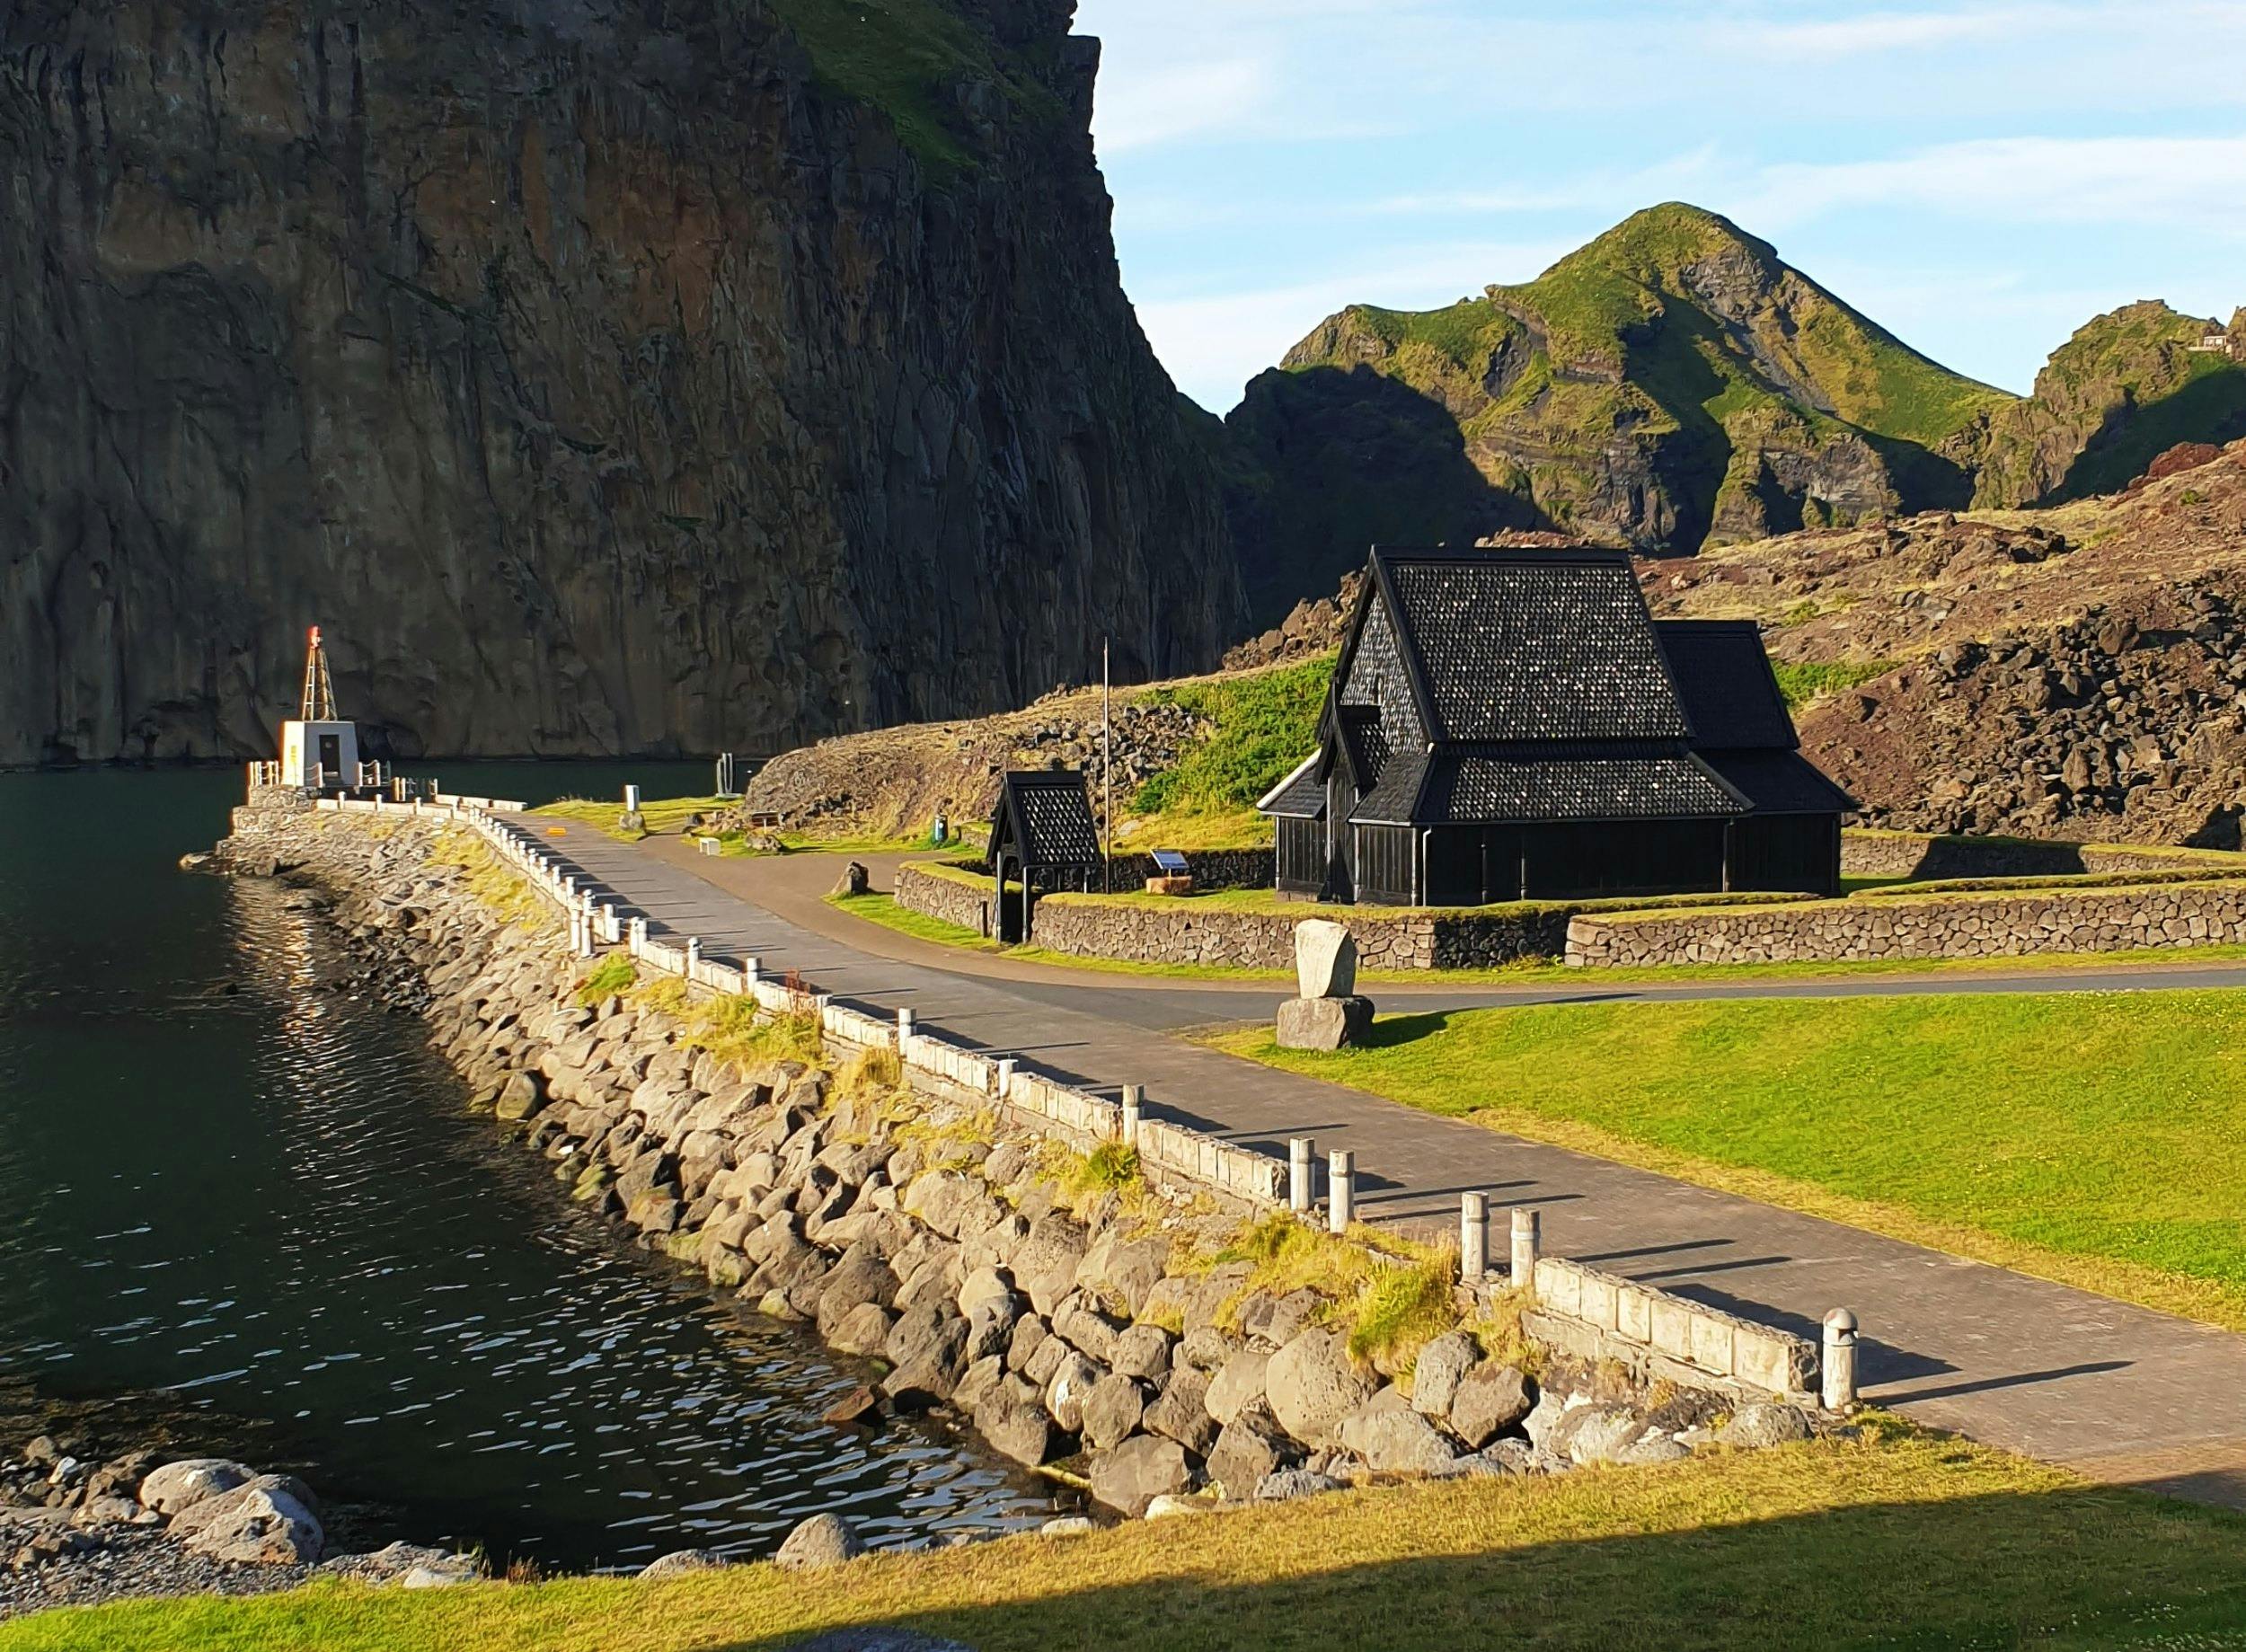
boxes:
[278,626,359,790]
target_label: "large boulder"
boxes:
[1081,1374,1147,1452]
[138,1459,253,1518]
[1410,1333,1479,1418]
[172,1479,324,1565]
[1089,1436,1194,1518]
[775,1513,865,1571]
[815,1247,899,1339]
[1293,919,1358,999]
[975,1376,1057,1466]
[1204,1348,1270,1426]
[1012,1217,1089,1316]
[1109,1323,1173,1383]
[1205,1400,1296,1497]
[1043,1350,1105,1434]
[1264,1330,1377,1447]
[1338,1391,1461,1476]
[1448,1363,1535,1449]
[1720,1403,1813,1450]
[1553,1404,1647,1466]
[1274,996,1374,1052]
[880,1303,970,1409]
[1143,1366,1218,1455]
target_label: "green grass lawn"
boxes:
[533,797,939,858]
[14,1425,2246,1652]
[1209,989,2246,1329]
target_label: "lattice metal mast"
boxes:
[299,626,339,721]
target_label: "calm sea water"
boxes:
[0,764,1048,1570]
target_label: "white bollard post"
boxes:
[1510,1207,1541,1295]
[897,1006,915,1041]
[1288,1137,1316,1215]
[1327,1149,1355,1234]
[744,956,761,984]
[994,1056,1017,1098]
[1120,1084,1141,1148]
[685,937,701,976]
[624,783,641,813]
[599,903,616,945]
[629,917,648,958]
[1461,1191,1489,1283]
[1822,1309,1860,1411]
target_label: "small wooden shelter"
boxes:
[987,770,1104,941]
[1258,546,1853,905]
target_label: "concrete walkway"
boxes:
[517,823,2246,1506]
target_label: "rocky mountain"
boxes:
[1971,300,2246,508]
[1219,204,2013,623]
[0,0,1242,766]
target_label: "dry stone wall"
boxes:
[1568,879,2246,967]
[1010,898,1568,971]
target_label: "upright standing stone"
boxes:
[1293,919,1358,999]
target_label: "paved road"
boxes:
[517,824,2246,1506]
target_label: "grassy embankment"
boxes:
[1116,657,1333,851]
[533,794,942,859]
[1210,988,2246,1329]
[15,1423,2246,1652]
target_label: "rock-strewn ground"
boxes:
[0,1436,473,1620]
[203,806,1825,1545]
[1654,441,2246,843]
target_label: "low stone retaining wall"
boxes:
[1106,849,1270,891]
[1567,879,2246,967]
[896,862,998,938]
[1841,827,2234,880]
[1017,898,1575,972]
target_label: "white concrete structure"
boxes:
[278,626,358,789]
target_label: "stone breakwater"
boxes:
[1566,878,2246,967]
[207,804,1836,1546]
[0,1436,474,1620]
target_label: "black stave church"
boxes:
[1256,546,1855,906]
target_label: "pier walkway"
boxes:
[505,820,2246,1506]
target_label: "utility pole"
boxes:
[1101,635,1112,895]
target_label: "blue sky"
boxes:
[1072,0,2246,415]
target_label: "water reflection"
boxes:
[0,768,1048,1570]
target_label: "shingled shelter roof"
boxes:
[988,769,1103,870]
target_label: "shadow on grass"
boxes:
[686,1487,2246,1652]
[22,1476,2246,1652]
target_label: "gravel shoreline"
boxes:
[0,1436,475,1621]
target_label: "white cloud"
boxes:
[1092,57,1278,155]
[1736,135,2246,230]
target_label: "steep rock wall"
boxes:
[0,0,1241,764]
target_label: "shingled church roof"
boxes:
[1260,545,1853,829]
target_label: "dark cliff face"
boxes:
[0,0,1242,764]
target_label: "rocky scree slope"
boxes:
[742,676,1215,838]
[0,0,1241,766]
[1216,204,2010,623]
[1654,440,2246,844]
